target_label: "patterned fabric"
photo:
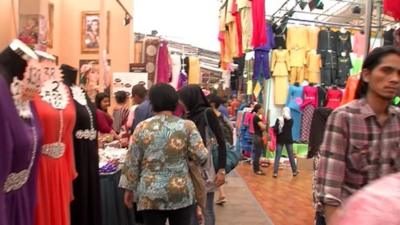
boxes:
[317,98,400,208]
[123,115,208,211]
[301,105,315,142]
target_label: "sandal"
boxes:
[255,171,266,176]
[215,197,227,205]
[293,171,299,177]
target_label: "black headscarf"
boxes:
[178,85,210,118]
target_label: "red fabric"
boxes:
[268,128,276,152]
[251,0,267,48]
[326,88,343,109]
[96,109,113,133]
[301,86,319,110]
[156,41,172,84]
[232,0,244,57]
[384,0,400,21]
[34,92,77,225]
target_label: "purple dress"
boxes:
[253,24,275,80]
[0,74,42,225]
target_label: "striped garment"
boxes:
[317,98,400,208]
[112,107,130,134]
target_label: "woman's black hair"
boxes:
[178,84,210,116]
[207,94,224,108]
[149,83,178,113]
[252,104,262,113]
[115,91,129,104]
[355,46,400,99]
[95,92,109,111]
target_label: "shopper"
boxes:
[207,94,234,205]
[95,92,119,140]
[273,107,298,178]
[126,83,147,130]
[178,85,227,225]
[123,83,208,225]
[317,46,400,224]
[112,91,130,135]
[252,104,267,175]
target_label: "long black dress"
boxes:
[70,87,101,225]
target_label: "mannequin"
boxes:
[33,52,77,225]
[325,85,343,109]
[271,48,290,105]
[300,83,318,142]
[273,107,298,178]
[62,64,101,225]
[0,39,42,225]
[285,84,303,142]
[337,51,352,87]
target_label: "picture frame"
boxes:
[47,3,54,48]
[18,14,40,47]
[81,11,110,54]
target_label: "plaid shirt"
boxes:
[317,98,400,208]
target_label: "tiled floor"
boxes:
[215,172,274,225]
[235,162,314,225]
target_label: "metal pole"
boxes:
[376,0,384,46]
[364,0,374,57]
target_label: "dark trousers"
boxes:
[141,205,195,225]
[315,211,326,225]
[252,135,264,172]
[321,68,337,86]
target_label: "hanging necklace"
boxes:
[71,85,96,141]
[3,127,38,193]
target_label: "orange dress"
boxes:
[33,89,76,225]
[340,76,360,106]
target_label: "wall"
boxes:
[0,0,18,48]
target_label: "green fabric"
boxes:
[351,58,363,75]
[393,96,400,106]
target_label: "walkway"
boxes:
[215,172,274,225]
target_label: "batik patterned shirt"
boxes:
[317,98,400,208]
[123,114,208,210]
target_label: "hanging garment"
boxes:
[301,85,319,110]
[188,57,200,84]
[286,85,304,112]
[350,56,363,75]
[301,104,315,142]
[337,55,353,87]
[251,0,267,48]
[169,54,181,89]
[289,67,304,84]
[325,88,343,109]
[290,109,302,142]
[271,49,290,105]
[336,31,352,54]
[232,0,243,57]
[353,31,366,57]
[394,28,400,48]
[306,51,322,84]
[133,40,144,63]
[226,0,239,58]
[307,26,320,51]
[144,38,160,85]
[0,75,42,225]
[320,51,338,85]
[383,0,400,21]
[307,107,333,158]
[155,41,172,84]
[383,29,395,46]
[317,29,338,52]
[34,91,77,225]
[253,50,270,80]
[70,92,101,225]
[272,23,287,49]
[286,26,309,50]
[177,71,188,90]
[318,86,327,107]
[321,68,337,86]
[238,0,252,52]
[340,75,359,106]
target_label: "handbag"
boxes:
[186,158,207,210]
[204,109,241,174]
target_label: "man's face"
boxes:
[363,54,400,100]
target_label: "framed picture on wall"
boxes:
[81,11,110,54]
[47,3,54,48]
[18,14,40,47]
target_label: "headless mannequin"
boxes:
[294,82,300,87]
[309,82,315,87]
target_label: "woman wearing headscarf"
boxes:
[178,85,227,225]
[273,107,299,178]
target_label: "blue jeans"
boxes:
[273,143,297,174]
[191,192,215,225]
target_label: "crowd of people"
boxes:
[93,46,400,225]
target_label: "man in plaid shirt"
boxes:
[316,46,400,224]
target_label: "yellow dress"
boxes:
[188,57,201,84]
[307,27,320,51]
[306,51,322,83]
[286,26,309,50]
[289,48,306,84]
[271,50,290,105]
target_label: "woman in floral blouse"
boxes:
[123,83,208,225]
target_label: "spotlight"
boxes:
[309,0,324,11]
[352,5,361,14]
[299,1,308,10]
